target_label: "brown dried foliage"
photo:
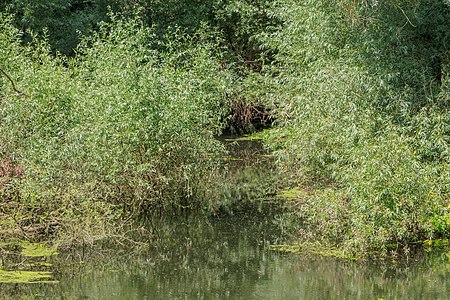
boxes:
[0,158,22,183]
[228,100,273,134]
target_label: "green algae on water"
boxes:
[0,241,58,257]
[276,187,309,201]
[20,241,58,257]
[271,243,359,260]
[0,241,58,283]
[0,269,57,284]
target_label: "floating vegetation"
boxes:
[0,241,57,257]
[0,269,57,284]
[0,241,57,284]
[276,187,308,201]
[20,242,58,257]
[271,243,359,260]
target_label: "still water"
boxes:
[2,139,450,299]
[1,213,450,300]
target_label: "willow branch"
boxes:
[0,67,20,94]
[363,0,368,31]
[396,4,416,28]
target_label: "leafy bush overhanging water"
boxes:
[0,0,449,255]
[256,0,449,253]
[0,15,233,242]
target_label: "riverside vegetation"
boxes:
[0,0,449,257]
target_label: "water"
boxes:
[2,138,450,299]
[1,214,450,299]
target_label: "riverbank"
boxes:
[1,1,449,257]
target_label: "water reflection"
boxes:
[2,213,450,300]
[2,138,450,299]
[257,252,450,300]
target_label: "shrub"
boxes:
[0,14,233,241]
[256,0,450,253]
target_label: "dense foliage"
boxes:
[257,0,449,253]
[0,14,232,241]
[1,0,449,254]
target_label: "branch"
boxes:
[363,0,368,31]
[0,67,21,94]
[396,4,416,28]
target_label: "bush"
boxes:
[256,0,450,253]
[0,14,233,241]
